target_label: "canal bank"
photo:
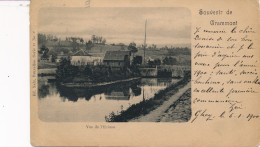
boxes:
[130,86,191,122]
[105,74,191,122]
[160,88,191,122]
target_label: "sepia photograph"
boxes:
[37,7,191,122]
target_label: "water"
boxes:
[38,76,180,122]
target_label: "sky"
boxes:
[39,7,191,47]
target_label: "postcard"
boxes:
[30,0,260,146]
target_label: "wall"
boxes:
[71,56,102,66]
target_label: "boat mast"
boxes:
[143,19,147,65]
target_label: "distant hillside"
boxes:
[43,42,128,57]
[41,39,191,66]
[87,44,126,53]
[135,49,168,60]
[39,40,73,48]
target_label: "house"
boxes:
[103,51,132,68]
[71,49,102,66]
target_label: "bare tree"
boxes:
[80,38,84,44]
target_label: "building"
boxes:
[71,49,102,66]
[103,51,132,68]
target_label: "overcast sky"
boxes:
[39,7,191,47]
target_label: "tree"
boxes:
[163,57,168,65]
[80,38,84,44]
[151,44,157,49]
[71,37,80,52]
[91,35,96,43]
[38,33,47,45]
[163,56,177,65]
[154,59,161,65]
[84,65,93,76]
[141,44,147,49]
[86,40,93,50]
[56,57,78,81]
[128,42,138,55]
[47,34,54,41]
[51,54,57,62]
[39,45,49,59]
[99,37,102,44]
[101,38,106,45]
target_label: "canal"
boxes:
[38,76,180,122]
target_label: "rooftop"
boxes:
[72,49,92,56]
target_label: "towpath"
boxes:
[130,82,191,122]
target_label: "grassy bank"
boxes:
[105,72,191,122]
[160,88,191,122]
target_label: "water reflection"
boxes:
[54,79,141,102]
[38,77,179,122]
[38,76,57,98]
[38,84,50,98]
